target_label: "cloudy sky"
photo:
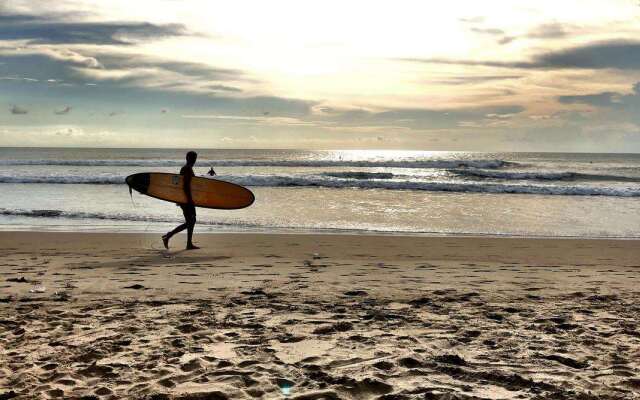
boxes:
[1,0,640,151]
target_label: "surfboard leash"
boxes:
[128,185,137,209]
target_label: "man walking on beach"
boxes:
[162,151,200,250]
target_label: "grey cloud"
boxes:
[495,22,574,46]
[150,62,243,81]
[430,75,522,85]
[94,54,248,82]
[54,106,72,115]
[316,106,336,114]
[0,53,90,84]
[527,23,570,39]
[0,14,42,23]
[55,128,74,137]
[462,18,511,44]
[459,17,485,24]
[207,84,243,93]
[470,27,505,36]
[0,13,190,45]
[10,105,28,114]
[553,81,640,128]
[0,51,250,94]
[558,92,620,107]
[400,57,530,69]
[533,41,640,70]
[498,36,516,45]
[0,52,313,121]
[400,40,640,70]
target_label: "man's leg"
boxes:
[163,222,187,249]
[186,206,199,250]
[162,205,191,249]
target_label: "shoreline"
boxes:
[1,226,640,240]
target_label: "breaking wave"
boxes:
[452,169,640,183]
[0,175,126,184]
[1,173,639,197]
[0,208,260,227]
[453,169,578,180]
[322,171,395,179]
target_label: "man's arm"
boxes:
[184,172,194,204]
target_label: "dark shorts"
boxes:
[180,204,196,219]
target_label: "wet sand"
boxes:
[1,232,639,399]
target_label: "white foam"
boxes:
[2,173,639,197]
[0,208,260,227]
[0,175,126,184]
[453,169,640,183]
[453,169,577,180]
[321,171,395,179]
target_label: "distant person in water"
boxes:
[162,151,200,250]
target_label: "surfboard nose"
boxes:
[125,173,151,194]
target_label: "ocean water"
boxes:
[1,148,640,238]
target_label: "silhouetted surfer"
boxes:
[162,151,200,250]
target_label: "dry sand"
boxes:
[0,232,639,399]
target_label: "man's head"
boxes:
[186,151,197,166]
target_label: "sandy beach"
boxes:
[1,232,639,399]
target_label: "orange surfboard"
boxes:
[126,172,254,210]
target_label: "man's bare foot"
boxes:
[162,235,169,249]
[186,244,200,250]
